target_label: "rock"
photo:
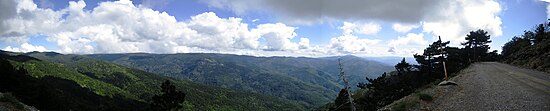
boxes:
[438,80,458,86]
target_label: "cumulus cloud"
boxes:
[0,0,401,56]
[542,0,550,19]
[327,34,381,54]
[253,23,299,51]
[298,38,310,49]
[0,0,62,43]
[3,43,49,52]
[0,0,313,55]
[384,33,427,57]
[0,0,504,57]
[320,21,386,55]
[388,33,427,46]
[339,22,381,35]
[422,0,502,44]
[202,0,504,45]
[392,23,420,33]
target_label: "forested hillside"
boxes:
[502,21,550,73]
[0,51,305,111]
[87,53,393,108]
[323,29,500,111]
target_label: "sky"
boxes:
[0,0,547,57]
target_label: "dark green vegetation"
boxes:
[416,93,433,101]
[151,80,186,111]
[0,51,306,110]
[324,29,499,111]
[502,21,550,73]
[88,54,393,108]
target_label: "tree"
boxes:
[534,24,547,44]
[415,38,449,79]
[502,36,531,57]
[331,89,353,111]
[151,80,186,111]
[331,58,355,111]
[395,58,412,74]
[461,29,492,62]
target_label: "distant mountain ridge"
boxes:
[360,56,418,65]
[0,50,305,110]
[88,53,394,107]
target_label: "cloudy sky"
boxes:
[0,0,547,57]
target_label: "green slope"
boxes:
[87,53,394,108]
[0,51,305,110]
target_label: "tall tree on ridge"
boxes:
[462,29,492,62]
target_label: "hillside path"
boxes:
[427,62,550,110]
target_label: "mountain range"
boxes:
[87,53,393,107]
[0,50,393,110]
[1,51,304,110]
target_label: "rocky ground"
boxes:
[0,92,38,111]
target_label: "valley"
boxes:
[87,53,394,108]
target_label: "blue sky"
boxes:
[0,0,547,57]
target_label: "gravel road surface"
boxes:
[427,62,550,111]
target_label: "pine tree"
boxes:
[395,58,412,74]
[415,38,449,79]
[151,80,186,111]
[534,24,546,44]
[331,89,352,111]
[461,29,492,62]
[502,36,530,58]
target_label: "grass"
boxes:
[393,99,418,111]
[389,93,433,111]
[417,93,433,101]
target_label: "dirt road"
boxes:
[419,62,550,110]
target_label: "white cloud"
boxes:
[187,12,259,50]
[388,33,427,46]
[322,21,386,55]
[3,43,49,52]
[327,34,381,54]
[253,23,299,51]
[542,0,550,19]
[422,0,502,44]
[0,0,62,43]
[202,0,504,47]
[0,0,310,55]
[0,0,504,57]
[339,22,381,35]
[298,38,310,49]
[385,47,424,57]
[392,23,419,33]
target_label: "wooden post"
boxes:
[439,36,449,81]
